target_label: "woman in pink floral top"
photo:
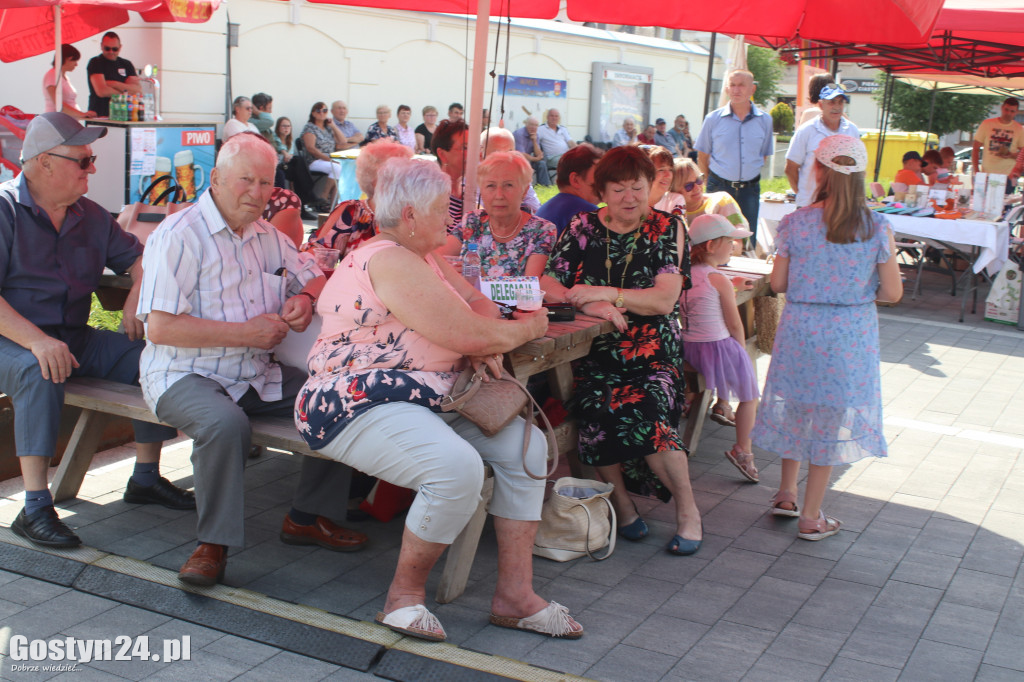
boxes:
[447,152,555,277]
[294,158,583,642]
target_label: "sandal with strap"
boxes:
[724,447,759,483]
[769,490,800,517]
[710,403,736,427]
[375,604,446,642]
[797,511,842,541]
[489,601,584,639]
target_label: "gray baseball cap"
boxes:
[21,112,107,162]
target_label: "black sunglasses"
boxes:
[102,45,120,52]
[48,152,96,170]
[315,107,328,113]
[683,176,705,192]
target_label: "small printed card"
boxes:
[479,276,540,305]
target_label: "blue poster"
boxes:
[496,75,568,131]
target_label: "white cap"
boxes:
[814,135,868,175]
[688,213,752,245]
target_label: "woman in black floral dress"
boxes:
[542,146,703,555]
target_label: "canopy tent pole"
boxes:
[702,32,717,118]
[464,0,489,213]
[874,71,895,182]
[54,3,62,112]
[925,82,938,149]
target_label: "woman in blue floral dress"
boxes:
[753,135,903,541]
[449,151,555,277]
[543,146,703,556]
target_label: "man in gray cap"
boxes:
[0,113,190,549]
[653,118,680,157]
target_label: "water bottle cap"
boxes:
[467,243,478,251]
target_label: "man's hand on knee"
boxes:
[30,337,79,383]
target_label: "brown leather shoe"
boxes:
[178,543,227,587]
[280,515,368,552]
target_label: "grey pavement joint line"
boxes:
[0,532,588,681]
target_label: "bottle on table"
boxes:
[462,243,481,287]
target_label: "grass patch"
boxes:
[534,183,559,204]
[89,294,123,332]
[760,176,792,194]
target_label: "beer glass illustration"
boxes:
[174,150,205,201]
[139,156,173,205]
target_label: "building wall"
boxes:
[0,2,713,141]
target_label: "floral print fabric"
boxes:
[294,240,468,449]
[752,207,893,465]
[454,210,556,277]
[303,199,377,259]
[546,209,685,500]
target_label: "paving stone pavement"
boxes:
[0,266,1022,681]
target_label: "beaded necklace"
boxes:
[603,214,642,290]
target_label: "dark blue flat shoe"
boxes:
[667,522,703,556]
[617,515,649,541]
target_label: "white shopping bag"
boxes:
[984,259,1022,325]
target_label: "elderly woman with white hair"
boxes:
[294,157,583,642]
[304,139,413,257]
[447,150,554,277]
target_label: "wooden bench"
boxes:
[53,376,486,603]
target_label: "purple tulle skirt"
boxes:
[684,337,760,402]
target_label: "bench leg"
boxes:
[682,371,712,456]
[436,476,494,604]
[51,409,110,503]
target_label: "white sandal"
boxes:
[489,601,583,639]
[375,604,446,641]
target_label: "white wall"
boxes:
[0,2,711,140]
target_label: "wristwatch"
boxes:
[614,288,625,308]
[297,291,317,312]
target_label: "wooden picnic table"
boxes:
[508,313,615,478]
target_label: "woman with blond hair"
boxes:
[754,135,902,540]
[449,151,556,277]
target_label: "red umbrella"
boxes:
[0,0,220,64]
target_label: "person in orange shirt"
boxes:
[893,151,926,189]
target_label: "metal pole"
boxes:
[874,73,895,183]
[925,83,938,149]
[54,5,62,112]
[702,32,718,118]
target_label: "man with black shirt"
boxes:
[87,32,141,118]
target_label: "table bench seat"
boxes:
[52,377,485,603]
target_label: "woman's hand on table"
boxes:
[580,301,628,332]
[565,284,616,308]
[512,308,549,340]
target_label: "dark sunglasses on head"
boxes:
[48,152,96,170]
[683,176,705,192]
[102,45,120,52]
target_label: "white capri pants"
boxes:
[315,402,547,544]
[309,158,342,179]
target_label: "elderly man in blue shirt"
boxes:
[0,113,187,549]
[695,69,774,246]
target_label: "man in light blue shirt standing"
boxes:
[785,84,860,207]
[695,69,774,246]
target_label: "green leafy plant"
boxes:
[770,102,795,134]
[872,74,999,137]
[747,46,785,106]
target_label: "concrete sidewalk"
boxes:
[0,266,1022,681]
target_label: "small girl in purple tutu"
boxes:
[680,214,760,483]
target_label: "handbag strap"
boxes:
[151,184,184,205]
[569,496,617,561]
[505,372,560,481]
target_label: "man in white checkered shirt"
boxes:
[138,133,368,587]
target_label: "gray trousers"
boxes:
[154,366,351,547]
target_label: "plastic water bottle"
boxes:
[462,243,481,287]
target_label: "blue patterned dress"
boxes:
[752,207,892,466]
